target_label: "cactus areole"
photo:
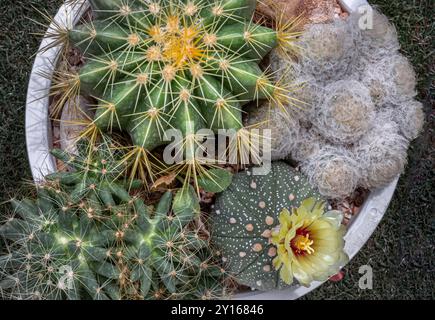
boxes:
[210,162,324,290]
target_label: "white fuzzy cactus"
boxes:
[311,80,375,144]
[361,54,417,105]
[260,12,423,198]
[392,100,425,141]
[291,128,325,163]
[354,118,409,189]
[268,50,319,124]
[300,145,361,199]
[298,19,359,82]
[352,9,400,61]
[245,103,300,161]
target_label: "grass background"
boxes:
[0,0,433,299]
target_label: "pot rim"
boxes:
[25,0,397,300]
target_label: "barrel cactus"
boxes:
[0,154,227,300]
[210,162,332,290]
[50,0,299,185]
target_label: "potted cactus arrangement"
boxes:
[2,0,422,300]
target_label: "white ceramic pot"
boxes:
[25,0,398,300]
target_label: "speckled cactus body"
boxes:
[210,162,323,290]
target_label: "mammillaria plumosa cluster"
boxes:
[249,9,424,198]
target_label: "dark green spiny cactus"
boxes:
[210,162,323,290]
[0,166,227,300]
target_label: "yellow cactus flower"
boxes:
[271,197,349,287]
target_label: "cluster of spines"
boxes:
[0,140,228,300]
[42,0,301,189]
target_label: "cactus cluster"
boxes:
[210,162,347,289]
[50,0,300,187]
[0,141,227,300]
[251,10,424,198]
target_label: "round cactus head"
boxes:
[298,19,357,81]
[362,54,417,105]
[210,162,326,290]
[300,145,360,199]
[46,0,301,188]
[311,80,375,144]
[354,118,409,189]
[352,9,400,60]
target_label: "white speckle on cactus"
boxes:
[250,181,257,189]
[294,176,300,181]
[256,280,262,287]
[211,162,323,290]
[229,217,236,224]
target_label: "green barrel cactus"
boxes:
[50,0,298,185]
[0,145,227,300]
[210,161,324,290]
